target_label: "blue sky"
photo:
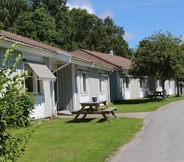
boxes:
[66,0,184,49]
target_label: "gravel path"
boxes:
[107,100,184,162]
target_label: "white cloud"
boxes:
[123,32,136,40]
[67,0,95,14]
[98,10,114,19]
[67,0,114,19]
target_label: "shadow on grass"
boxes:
[66,118,96,123]
[96,118,107,123]
[66,117,108,123]
[112,98,163,105]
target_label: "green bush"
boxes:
[0,42,35,161]
[7,92,35,127]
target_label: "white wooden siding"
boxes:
[30,95,44,119]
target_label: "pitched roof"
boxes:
[71,49,132,69]
[70,49,115,68]
[0,30,69,54]
[0,30,131,70]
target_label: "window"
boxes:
[24,63,42,95]
[79,70,89,93]
[25,72,33,92]
[159,80,163,87]
[123,75,129,89]
[140,78,143,88]
[99,75,105,92]
[140,77,145,88]
[83,72,87,92]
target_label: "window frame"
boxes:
[79,69,89,94]
[99,74,106,93]
[24,63,43,95]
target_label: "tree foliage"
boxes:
[0,42,35,161]
[13,7,59,47]
[0,0,28,30]
[0,0,131,57]
[130,31,184,91]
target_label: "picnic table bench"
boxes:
[71,100,117,122]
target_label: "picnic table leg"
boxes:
[110,111,117,118]
[101,113,111,122]
[73,113,80,121]
[82,114,87,119]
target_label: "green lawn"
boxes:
[109,95,184,112]
[16,95,184,162]
[17,117,143,162]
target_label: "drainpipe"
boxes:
[107,69,114,103]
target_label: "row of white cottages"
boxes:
[0,30,176,119]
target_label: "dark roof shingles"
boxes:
[71,49,131,69]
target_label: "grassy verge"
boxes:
[109,95,184,112]
[17,117,143,162]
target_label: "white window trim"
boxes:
[79,69,90,94]
[99,74,106,93]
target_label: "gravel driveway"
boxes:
[107,100,184,162]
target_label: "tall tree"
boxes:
[69,9,131,57]
[0,0,28,30]
[13,7,59,46]
[69,8,96,49]
[174,42,184,96]
[130,31,184,96]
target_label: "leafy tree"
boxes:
[0,0,28,30]
[174,42,184,96]
[69,8,97,50]
[2,0,131,57]
[0,41,35,161]
[69,9,131,57]
[130,31,184,97]
[12,7,59,46]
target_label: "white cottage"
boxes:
[69,49,149,102]
[0,30,71,119]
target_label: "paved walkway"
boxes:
[57,111,149,119]
[107,100,184,162]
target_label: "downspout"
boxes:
[107,69,115,103]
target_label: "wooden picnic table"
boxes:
[71,100,117,122]
[149,91,163,99]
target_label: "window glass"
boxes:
[123,75,129,89]
[83,73,87,92]
[25,72,33,92]
[126,76,129,88]
[24,63,42,95]
[99,75,105,92]
[79,71,88,93]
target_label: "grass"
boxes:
[16,95,184,162]
[17,117,143,162]
[109,95,184,113]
